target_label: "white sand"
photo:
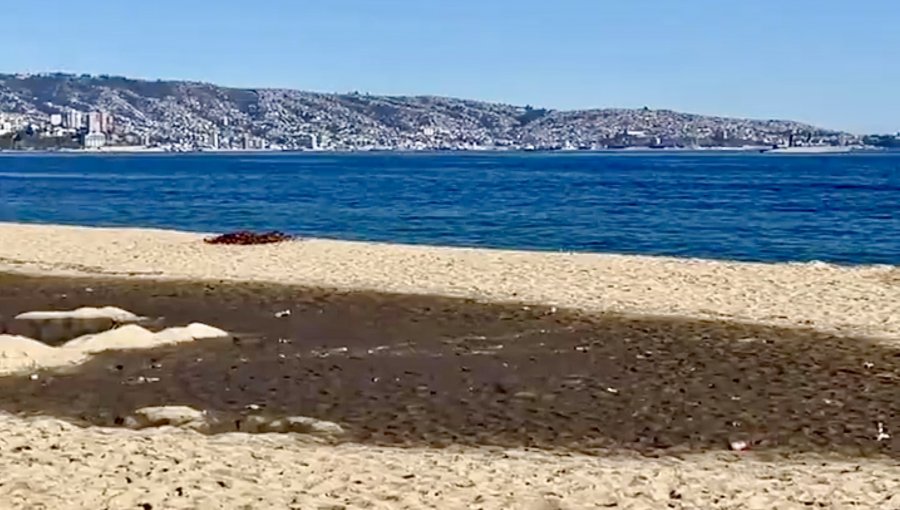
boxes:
[0,222,897,339]
[64,323,228,354]
[13,306,145,344]
[150,322,230,343]
[0,322,229,374]
[62,324,158,353]
[0,335,87,375]
[15,306,142,322]
[0,222,898,508]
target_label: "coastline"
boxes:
[0,145,884,154]
[0,222,897,339]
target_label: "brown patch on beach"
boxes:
[0,272,898,457]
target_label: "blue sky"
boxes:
[5,0,898,133]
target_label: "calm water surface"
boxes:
[0,152,897,264]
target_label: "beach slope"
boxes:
[0,222,897,338]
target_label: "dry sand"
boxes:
[3,412,899,509]
[0,222,897,339]
[0,223,898,508]
[0,320,230,375]
[0,335,88,375]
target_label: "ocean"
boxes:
[0,151,897,264]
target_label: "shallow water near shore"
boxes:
[1,152,898,264]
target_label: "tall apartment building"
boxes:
[87,112,103,133]
[65,110,84,129]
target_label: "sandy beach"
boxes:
[4,411,899,509]
[0,223,898,508]
[1,223,898,338]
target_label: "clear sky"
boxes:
[5,0,898,133]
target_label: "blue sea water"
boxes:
[0,151,897,265]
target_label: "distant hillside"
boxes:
[0,72,849,150]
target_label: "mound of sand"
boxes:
[15,306,142,323]
[152,323,230,343]
[0,335,87,375]
[0,320,229,374]
[12,306,146,344]
[64,323,229,354]
[62,324,158,353]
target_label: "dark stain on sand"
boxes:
[0,272,898,457]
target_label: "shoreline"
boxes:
[0,222,897,339]
[0,145,885,155]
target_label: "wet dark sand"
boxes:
[0,272,897,457]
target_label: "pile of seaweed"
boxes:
[204,231,294,245]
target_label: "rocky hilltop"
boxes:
[0,72,851,150]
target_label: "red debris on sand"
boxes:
[204,231,294,245]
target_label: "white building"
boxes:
[0,113,26,135]
[50,114,63,126]
[65,110,84,130]
[84,132,107,149]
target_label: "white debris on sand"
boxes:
[124,405,346,438]
[265,416,346,436]
[128,406,210,431]
[124,405,345,438]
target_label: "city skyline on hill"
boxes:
[4,0,899,134]
[2,71,869,152]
